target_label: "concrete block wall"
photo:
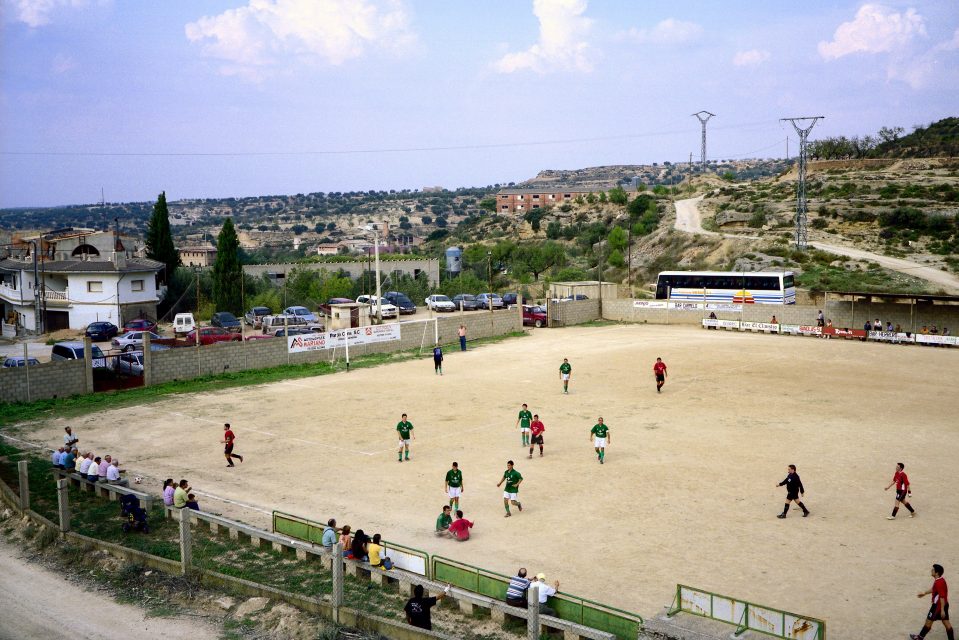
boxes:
[548,299,601,326]
[0,358,86,404]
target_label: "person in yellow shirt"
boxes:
[173,479,191,508]
[368,533,388,570]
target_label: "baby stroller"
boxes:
[120,494,149,533]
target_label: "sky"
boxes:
[1,0,957,208]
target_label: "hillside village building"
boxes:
[495,187,591,214]
[0,229,162,333]
[178,245,217,267]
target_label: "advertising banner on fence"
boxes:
[740,322,779,333]
[824,327,867,339]
[287,323,401,353]
[633,300,668,309]
[780,324,802,335]
[916,334,958,346]
[868,330,915,343]
[639,301,744,312]
[798,325,822,336]
[703,319,740,329]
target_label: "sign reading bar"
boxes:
[740,321,779,332]
[287,323,402,353]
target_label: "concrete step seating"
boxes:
[53,468,153,510]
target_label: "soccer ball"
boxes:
[134,476,143,484]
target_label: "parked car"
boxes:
[566,294,589,301]
[244,333,274,341]
[85,321,118,342]
[451,294,479,311]
[283,306,318,323]
[51,341,107,368]
[244,306,273,328]
[173,313,196,335]
[475,293,504,310]
[501,293,521,308]
[211,311,242,332]
[425,294,456,312]
[317,298,355,316]
[522,305,548,328]
[383,291,416,315]
[355,295,399,319]
[272,327,319,337]
[112,330,162,352]
[113,344,170,376]
[261,313,309,333]
[123,318,158,333]
[3,356,40,367]
[185,327,242,345]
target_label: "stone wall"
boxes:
[548,299,601,327]
[0,358,87,403]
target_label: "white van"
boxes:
[173,313,196,335]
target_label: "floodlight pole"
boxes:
[780,116,824,251]
[373,226,382,323]
[692,111,715,173]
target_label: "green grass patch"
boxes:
[796,264,931,294]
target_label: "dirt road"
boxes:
[0,539,219,640]
[673,195,959,292]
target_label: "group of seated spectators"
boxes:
[162,478,200,511]
[52,427,127,485]
[434,505,474,540]
[319,519,391,568]
[507,567,561,616]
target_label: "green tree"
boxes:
[145,191,179,282]
[598,191,608,203]
[607,186,628,205]
[479,197,496,212]
[545,221,563,239]
[211,218,243,314]
[608,226,628,252]
[607,249,625,268]
[514,241,566,280]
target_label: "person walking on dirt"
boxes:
[529,415,545,458]
[910,564,954,640]
[653,357,668,393]
[222,423,243,467]
[590,417,610,464]
[496,460,523,517]
[885,462,916,519]
[396,413,414,462]
[433,344,443,375]
[559,358,572,394]
[776,464,809,518]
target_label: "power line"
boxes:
[692,111,715,172]
[781,116,824,251]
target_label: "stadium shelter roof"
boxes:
[824,291,959,305]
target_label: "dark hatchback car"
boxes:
[501,293,522,307]
[211,311,242,332]
[123,318,158,333]
[85,321,119,342]
[384,291,416,315]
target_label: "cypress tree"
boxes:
[212,218,243,314]
[145,191,180,282]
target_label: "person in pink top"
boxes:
[162,478,176,506]
[98,455,112,480]
[446,510,474,541]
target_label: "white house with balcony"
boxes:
[0,255,163,334]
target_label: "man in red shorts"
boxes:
[528,414,545,458]
[884,462,916,520]
[222,423,243,468]
[911,564,954,640]
[653,357,668,393]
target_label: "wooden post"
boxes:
[527,583,540,640]
[17,460,29,511]
[56,478,70,533]
[179,508,192,575]
[331,543,344,623]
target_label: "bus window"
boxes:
[783,274,795,288]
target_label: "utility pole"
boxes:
[691,111,715,173]
[780,116,824,251]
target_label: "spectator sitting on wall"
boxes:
[74,450,84,473]
[51,447,64,468]
[162,479,176,506]
[506,568,531,608]
[78,453,94,476]
[874,318,882,331]
[771,315,778,324]
[368,533,387,569]
[931,325,939,335]
[435,505,452,536]
[173,479,191,508]
[339,525,353,558]
[887,322,894,332]
[896,324,902,334]
[921,325,929,335]
[87,457,102,483]
[350,529,369,561]
[98,455,112,482]
[404,583,449,631]
[817,310,825,327]
[321,518,337,550]
[446,510,474,541]
[62,448,76,471]
[107,459,127,486]
[185,493,200,510]
[532,574,560,617]
[707,312,717,329]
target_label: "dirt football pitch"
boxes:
[22,324,959,639]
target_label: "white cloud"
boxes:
[51,54,78,74]
[732,49,770,67]
[619,18,703,45]
[9,0,88,27]
[494,0,593,74]
[934,27,959,51]
[818,4,926,59]
[184,0,417,77]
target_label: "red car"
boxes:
[186,326,242,345]
[123,318,158,333]
[522,305,547,328]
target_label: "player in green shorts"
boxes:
[445,461,464,510]
[590,417,610,464]
[495,460,523,517]
[559,358,571,394]
[396,413,414,462]
[516,404,533,447]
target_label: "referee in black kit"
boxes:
[776,464,809,518]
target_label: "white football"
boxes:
[134,476,143,484]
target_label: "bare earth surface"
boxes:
[16,325,959,640]
[673,195,959,293]
[0,538,219,640]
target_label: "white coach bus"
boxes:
[655,271,796,304]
